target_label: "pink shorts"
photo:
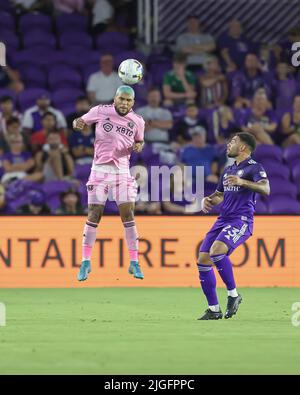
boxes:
[86,170,138,206]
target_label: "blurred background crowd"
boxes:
[0,0,300,215]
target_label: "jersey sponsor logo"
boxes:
[260,171,267,178]
[103,122,113,132]
[224,185,240,192]
[116,125,134,137]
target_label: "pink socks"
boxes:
[123,220,139,262]
[82,221,98,261]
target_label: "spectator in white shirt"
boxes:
[87,54,122,105]
[22,93,67,136]
[90,0,114,34]
[176,15,216,72]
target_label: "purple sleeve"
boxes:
[251,163,268,182]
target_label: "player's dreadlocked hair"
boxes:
[235,132,257,152]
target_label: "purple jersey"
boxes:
[216,157,268,227]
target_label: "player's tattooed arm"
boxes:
[73,117,87,131]
[201,191,224,213]
[226,176,270,196]
[133,141,144,153]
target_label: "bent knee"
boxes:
[198,252,211,266]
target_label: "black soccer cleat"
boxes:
[224,294,242,319]
[198,309,223,320]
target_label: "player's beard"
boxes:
[115,105,130,116]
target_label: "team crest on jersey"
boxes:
[87,185,94,191]
[103,122,113,132]
[237,170,244,177]
[260,171,267,178]
[127,121,135,129]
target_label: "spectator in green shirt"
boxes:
[163,53,197,107]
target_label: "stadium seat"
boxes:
[0,30,19,50]
[74,164,91,183]
[0,11,15,31]
[23,31,57,49]
[19,63,48,89]
[56,13,88,34]
[0,89,17,103]
[19,13,52,33]
[42,180,72,199]
[59,32,93,50]
[114,50,147,67]
[268,196,300,214]
[82,63,99,84]
[260,160,290,180]
[0,0,14,12]
[51,88,84,108]
[269,178,297,199]
[48,67,82,90]
[18,88,50,111]
[283,145,300,164]
[96,31,131,53]
[252,144,283,162]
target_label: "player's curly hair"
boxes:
[235,132,257,152]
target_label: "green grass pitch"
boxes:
[0,288,299,374]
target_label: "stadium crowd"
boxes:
[0,1,300,214]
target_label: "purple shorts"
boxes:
[86,170,138,206]
[200,217,253,255]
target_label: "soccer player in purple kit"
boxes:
[198,132,270,320]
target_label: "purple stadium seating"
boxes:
[0,29,19,50]
[48,67,82,90]
[114,51,147,67]
[0,12,15,31]
[268,196,300,214]
[269,177,297,199]
[47,195,61,213]
[19,63,48,89]
[23,31,57,49]
[0,89,17,103]
[292,163,300,186]
[18,88,50,111]
[252,144,283,162]
[255,198,268,214]
[74,164,91,182]
[59,32,93,50]
[56,13,88,34]
[19,13,52,33]
[96,32,131,53]
[60,104,76,117]
[51,88,84,108]
[0,0,13,12]
[261,160,290,180]
[83,63,99,84]
[283,145,300,165]
[42,180,72,198]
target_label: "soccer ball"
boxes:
[118,59,143,85]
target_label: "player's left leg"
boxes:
[118,202,144,279]
[209,235,242,319]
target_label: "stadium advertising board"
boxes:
[0,216,299,287]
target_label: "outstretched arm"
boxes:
[226,176,270,196]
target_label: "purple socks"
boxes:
[211,254,236,291]
[197,264,219,306]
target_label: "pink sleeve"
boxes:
[135,117,145,142]
[81,106,101,125]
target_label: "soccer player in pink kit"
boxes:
[73,86,145,281]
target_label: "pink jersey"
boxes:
[81,104,145,170]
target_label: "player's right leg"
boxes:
[77,204,105,281]
[77,170,108,282]
[196,221,225,320]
